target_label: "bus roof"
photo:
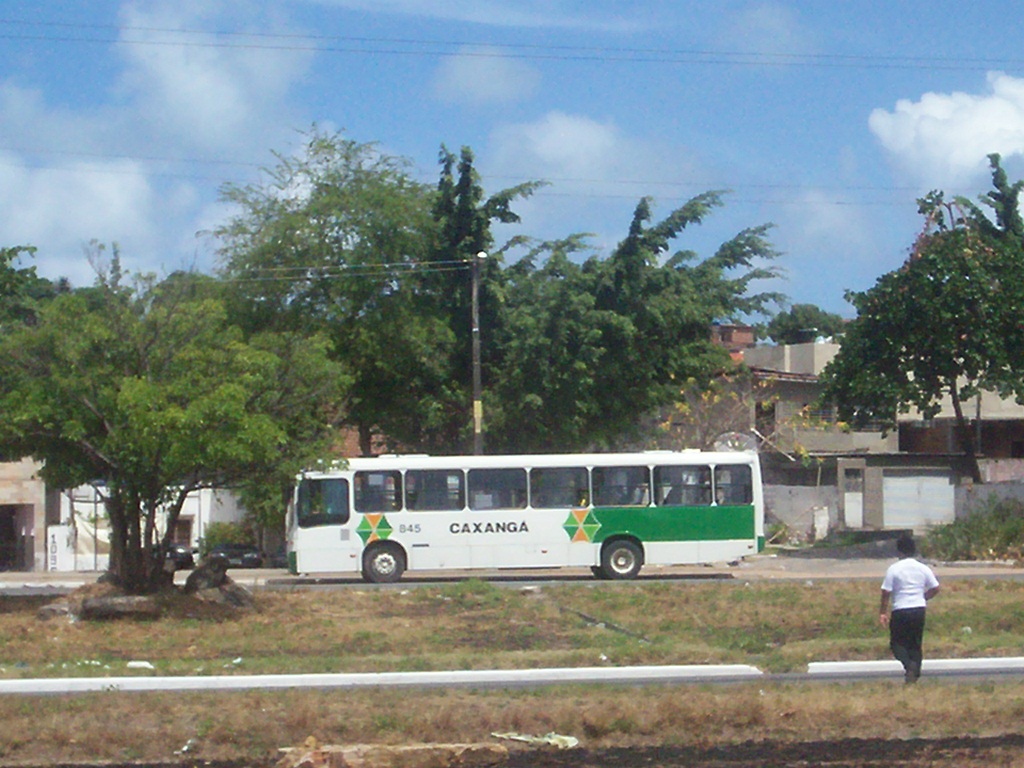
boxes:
[300,450,758,476]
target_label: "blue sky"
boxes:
[4,1,1024,316]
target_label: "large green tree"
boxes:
[763,303,847,344]
[419,145,544,452]
[216,129,442,455]
[821,156,1024,483]
[0,267,346,592]
[488,193,782,451]
[218,135,542,455]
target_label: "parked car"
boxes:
[165,543,195,571]
[208,542,263,569]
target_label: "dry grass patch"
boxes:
[2,683,1024,765]
[3,577,1024,763]
[5,577,1024,678]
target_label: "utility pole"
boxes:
[471,251,487,455]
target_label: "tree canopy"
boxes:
[217,132,544,455]
[763,303,847,344]
[820,156,1024,482]
[487,193,782,451]
[0,267,346,591]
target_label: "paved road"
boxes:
[1,552,1020,593]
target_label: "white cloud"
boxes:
[0,153,158,284]
[116,1,314,154]
[492,111,623,182]
[0,0,318,285]
[869,72,1024,189]
[433,46,540,105]
[720,3,816,57]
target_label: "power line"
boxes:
[1,17,1022,72]
[222,260,471,285]
[0,150,925,207]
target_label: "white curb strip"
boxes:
[0,664,763,695]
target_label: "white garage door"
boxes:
[882,469,955,529]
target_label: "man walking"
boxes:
[879,534,940,684]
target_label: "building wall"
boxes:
[0,459,47,571]
[743,342,839,376]
[55,485,250,572]
[901,390,1024,422]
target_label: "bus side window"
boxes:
[593,466,650,506]
[468,468,528,510]
[714,465,753,505]
[655,465,712,506]
[406,470,465,511]
[354,471,402,512]
[529,467,589,509]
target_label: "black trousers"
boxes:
[889,607,927,671]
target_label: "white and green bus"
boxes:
[288,451,764,582]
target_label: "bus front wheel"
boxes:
[600,540,643,580]
[362,542,406,584]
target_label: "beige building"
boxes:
[0,459,50,571]
[0,458,248,572]
[742,341,898,456]
[742,339,1024,533]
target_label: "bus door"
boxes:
[402,469,467,571]
[294,476,357,573]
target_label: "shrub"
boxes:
[924,496,1024,561]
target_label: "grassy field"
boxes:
[2,576,1024,764]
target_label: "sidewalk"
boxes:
[0,568,287,592]
[2,554,1019,592]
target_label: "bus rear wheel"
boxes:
[362,542,406,584]
[600,539,643,580]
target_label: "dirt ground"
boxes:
[503,735,1024,768]
[11,736,1023,768]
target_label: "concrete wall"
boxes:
[902,389,1024,422]
[764,484,839,541]
[957,480,1024,516]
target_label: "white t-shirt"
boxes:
[882,557,940,611]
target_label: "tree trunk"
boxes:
[950,388,983,484]
[106,491,157,594]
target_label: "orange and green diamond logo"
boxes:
[563,508,601,543]
[356,513,393,544]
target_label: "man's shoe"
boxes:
[905,662,920,684]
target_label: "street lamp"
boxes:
[471,251,487,455]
